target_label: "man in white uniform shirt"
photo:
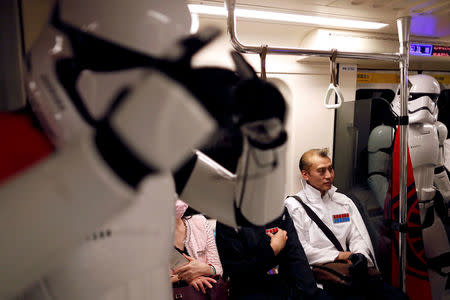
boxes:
[285,148,375,266]
[285,148,409,300]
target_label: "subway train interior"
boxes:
[1,0,450,299]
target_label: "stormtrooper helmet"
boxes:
[26,0,192,147]
[391,74,441,124]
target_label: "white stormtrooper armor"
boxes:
[435,123,450,209]
[445,140,450,172]
[0,0,288,299]
[179,52,287,227]
[368,74,450,300]
[181,134,286,227]
[367,124,395,208]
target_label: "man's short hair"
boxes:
[299,148,330,172]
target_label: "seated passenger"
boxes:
[285,148,407,300]
[171,199,223,294]
[215,208,332,300]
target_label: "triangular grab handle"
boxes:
[324,83,344,109]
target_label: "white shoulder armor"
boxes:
[445,139,450,171]
[367,125,394,207]
[436,121,448,145]
[367,125,394,152]
[368,125,394,175]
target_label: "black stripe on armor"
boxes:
[408,106,435,115]
[95,120,156,188]
[435,166,446,174]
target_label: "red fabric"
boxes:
[0,112,53,184]
[389,126,432,300]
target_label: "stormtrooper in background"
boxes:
[440,91,450,218]
[0,0,287,299]
[368,74,450,300]
[445,140,450,184]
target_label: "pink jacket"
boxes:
[184,215,223,276]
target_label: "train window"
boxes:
[333,88,397,264]
[334,89,395,189]
[355,89,396,129]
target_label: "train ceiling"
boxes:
[193,0,450,38]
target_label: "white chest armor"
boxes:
[23,174,175,300]
[408,123,439,169]
[408,123,439,202]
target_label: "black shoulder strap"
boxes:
[290,195,344,252]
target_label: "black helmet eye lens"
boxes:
[409,93,440,102]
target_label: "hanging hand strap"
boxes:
[324,49,344,109]
[259,44,268,80]
[290,195,344,252]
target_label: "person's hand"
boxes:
[348,253,368,276]
[170,274,180,283]
[336,251,352,261]
[189,276,217,294]
[267,228,287,256]
[172,254,213,282]
[169,267,180,283]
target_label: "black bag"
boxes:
[173,276,230,300]
[173,285,209,300]
[290,195,383,292]
[312,260,383,293]
[312,260,353,292]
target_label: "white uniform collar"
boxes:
[300,179,337,202]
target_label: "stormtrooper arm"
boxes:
[445,139,450,172]
[178,51,287,227]
[0,71,215,298]
[180,120,287,228]
[434,168,450,206]
[367,125,395,208]
[436,121,448,168]
[178,150,237,226]
[434,122,450,208]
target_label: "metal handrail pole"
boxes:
[225,0,401,62]
[397,16,411,294]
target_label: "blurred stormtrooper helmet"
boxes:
[392,74,441,124]
[26,0,192,147]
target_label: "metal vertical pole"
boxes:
[396,16,411,294]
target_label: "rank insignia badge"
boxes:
[332,213,350,223]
